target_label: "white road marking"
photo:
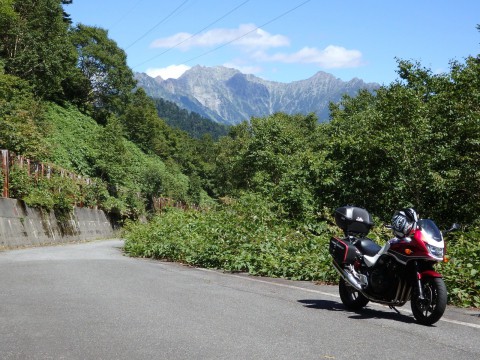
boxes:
[198,268,480,330]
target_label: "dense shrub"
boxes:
[124,195,479,308]
[0,72,50,159]
[439,230,480,308]
[8,163,81,213]
[124,194,339,282]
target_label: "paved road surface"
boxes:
[1,240,479,359]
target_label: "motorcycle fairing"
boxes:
[418,269,442,279]
[386,248,430,265]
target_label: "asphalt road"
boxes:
[0,239,479,360]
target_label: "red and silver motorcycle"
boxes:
[329,206,458,325]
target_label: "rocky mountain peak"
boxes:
[135,66,379,125]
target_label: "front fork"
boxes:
[414,261,425,301]
[413,260,443,301]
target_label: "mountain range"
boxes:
[135,66,380,125]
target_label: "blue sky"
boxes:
[66,0,480,85]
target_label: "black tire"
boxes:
[339,277,369,310]
[411,277,447,326]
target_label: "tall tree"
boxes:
[69,24,136,123]
[213,113,330,221]
[0,71,50,159]
[0,0,77,100]
[325,57,480,225]
[120,88,168,155]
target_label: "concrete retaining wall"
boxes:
[0,198,114,248]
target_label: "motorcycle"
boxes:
[329,205,459,325]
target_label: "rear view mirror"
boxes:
[443,223,461,235]
[449,223,461,232]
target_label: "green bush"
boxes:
[82,178,110,208]
[8,164,32,200]
[8,163,84,214]
[124,194,339,282]
[438,230,480,308]
[23,178,55,210]
[124,194,479,308]
[0,72,50,160]
[45,102,98,175]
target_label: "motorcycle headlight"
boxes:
[426,244,444,258]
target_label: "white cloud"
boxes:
[148,25,363,71]
[150,24,289,51]
[257,45,363,68]
[230,25,290,51]
[145,64,191,79]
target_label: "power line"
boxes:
[108,0,145,30]
[182,0,311,65]
[125,0,190,50]
[132,0,250,69]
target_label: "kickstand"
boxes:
[389,305,401,314]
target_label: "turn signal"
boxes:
[405,249,413,255]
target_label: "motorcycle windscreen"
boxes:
[417,219,443,242]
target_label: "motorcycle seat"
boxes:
[356,238,381,256]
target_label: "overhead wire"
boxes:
[132,0,250,69]
[125,0,190,50]
[108,0,145,30]
[181,0,311,65]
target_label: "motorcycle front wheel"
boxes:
[339,277,369,310]
[411,277,447,326]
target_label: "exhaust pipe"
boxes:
[332,261,364,292]
[332,260,412,307]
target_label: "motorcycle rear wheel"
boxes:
[339,277,369,310]
[411,277,447,326]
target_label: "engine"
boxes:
[367,257,398,297]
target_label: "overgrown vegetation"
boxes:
[124,194,339,281]
[45,103,209,219]
[123,195,480,308]
[123,55,480,307]
[439,230,480,308]
[0,1,478,307]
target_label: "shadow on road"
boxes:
[298,299,416,324]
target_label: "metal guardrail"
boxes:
[1,149,198,212]
[0,149,90,199]
[1,149,8,198]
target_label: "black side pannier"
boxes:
[329,237,359,265]
[334,206,373,236]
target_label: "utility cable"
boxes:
[132,0,250,69]
[125,0,190,50]
[108,0,144,30]
[180,0,311,65]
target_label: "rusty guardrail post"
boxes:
[1,149,9,198]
